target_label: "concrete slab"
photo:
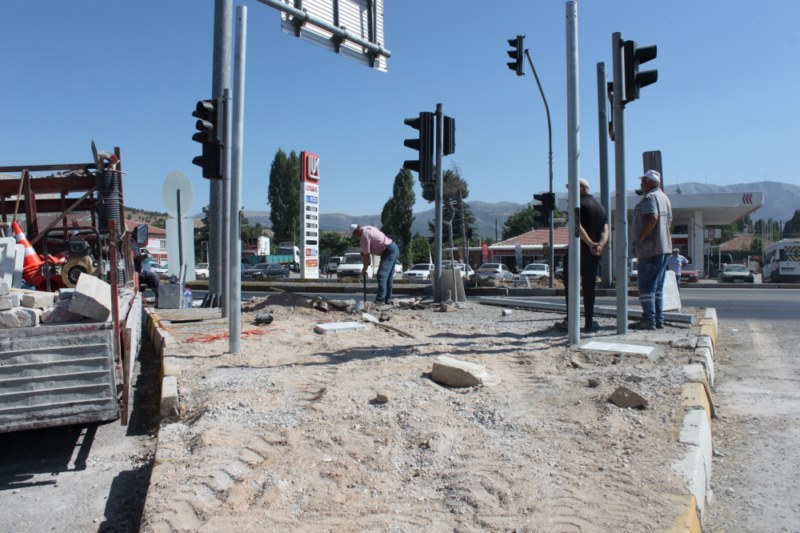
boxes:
[314,321,368,334]
[580,339,656,356]
[663,271,681,311]
[0,237,18,287]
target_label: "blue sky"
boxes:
[3,1,799,216]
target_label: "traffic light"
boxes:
[443,115,456,156]
[506,35,525,76]
[623,40,657,102]
[192,98,222,179]
[533,192,554,228]
[402,111,433,183]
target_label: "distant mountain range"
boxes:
[231,181,799,239]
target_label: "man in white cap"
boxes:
[631,170,673,330]
[561,178,609,333]
[350,224,399,304]
[666,247,689,291]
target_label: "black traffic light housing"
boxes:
[623,40,658,102]
[507,35,525,76]
[402,112,434,183]
[443,115,456,156]
[533,192,555,228]
[192,98,223,179]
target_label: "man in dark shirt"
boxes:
[562,178,609,333]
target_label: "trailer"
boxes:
[0,147,142,433]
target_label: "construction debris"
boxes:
[430,355,488,388]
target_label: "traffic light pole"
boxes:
[596,62,613,288]
[210,0,232,311]
[612,32,629,334]
[433,103,444,303]
[228,6,247,355]
[524,50,555,288]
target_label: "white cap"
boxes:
[642,170,661,184]
[566,178,590,189]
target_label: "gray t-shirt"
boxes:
[632,188,673,259]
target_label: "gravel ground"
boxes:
[141,294,700,531]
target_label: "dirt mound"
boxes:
[142,300,696,531]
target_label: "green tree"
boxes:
[380,169,416,268]
[501,204,536,240]
[267,149,301,244]
[239,213,264,250]
[319,230,352,257]
[749,235,763,256]
[782,209,800,239]
[421,166,475,247]
[409,234,433,264]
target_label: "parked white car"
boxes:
[151,263,168,275]
[195,262,209,279]
[520,262,549,280]
[402,263,434,281]
[476,263,514,282]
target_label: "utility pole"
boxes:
[596,62,612,288]
[434,103,444,302]
[612,32,628,334]
[228,6,247,354]
[565,0,581,345]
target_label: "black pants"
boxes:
[562,251,601,327]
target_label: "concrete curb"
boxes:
[671,307,717,531]
[141,307,180,418]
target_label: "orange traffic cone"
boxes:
[12,221,44,283]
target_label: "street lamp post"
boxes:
[524,49,555,288]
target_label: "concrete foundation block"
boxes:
[0,307,41,328]
[0,295,14,310]
[160,376,179,417]
[21,291,56,309]
[69,274,112,321]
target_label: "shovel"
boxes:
[356,271,367,311]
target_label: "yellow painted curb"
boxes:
[681,383,714,424]
[670,495,702,532]
[699,324,717,348]
[698,317,717,338]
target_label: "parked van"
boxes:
[327,256,342,274]
[762,240,800,283]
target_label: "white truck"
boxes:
[337,251,377,279]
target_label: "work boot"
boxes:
[629,320,656,331]
[583,322,599,333]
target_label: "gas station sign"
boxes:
[300,151,320,279]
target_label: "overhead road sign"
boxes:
[261,0,390,72]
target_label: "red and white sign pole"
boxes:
[300,151,320,279]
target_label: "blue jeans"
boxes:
[637,254,668,326]
[376,242,399,301]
